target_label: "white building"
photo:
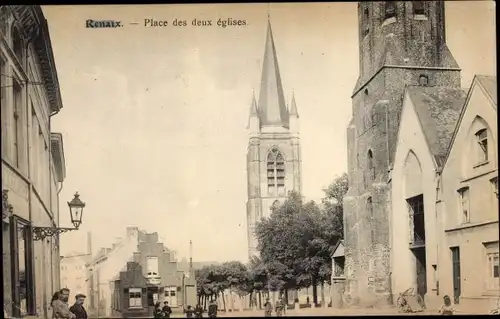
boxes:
[1,6,67,318]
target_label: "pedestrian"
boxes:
[194,304,204,318]
[438,295,455,315]
[162,301,172,318]
[264,298,272,317]
[208,299,218,318]
[185,305,195,318]
[154,302,164,318]
[275,297,284,317]
[52,289,75,319]
[69,294,88,319]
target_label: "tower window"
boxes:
[384,2,396,20]
[419,75,429,86]
[367,150,375,181]
[476,129,488,163]
[363,8,370,36]
[267,148,286,197]
[413,1,426,15]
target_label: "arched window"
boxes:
[385,1,396,19]
[413,1,426,15]
[367,197,373,214]
[476,129,488,163]
[419,75,429,86]
[267,148,286,196]
[367,150,375,181]
[363,7,370,37]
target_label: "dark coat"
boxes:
[208,304,218,318]
[69,304,87,319]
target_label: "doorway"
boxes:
[164,286,178,307]
[413,248,427,298]
[450,247,461,304]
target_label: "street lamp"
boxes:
[32,192,86,241]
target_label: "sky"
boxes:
[42,2,496,263]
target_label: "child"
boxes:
[438,295,455,315]
[185,305,194,318]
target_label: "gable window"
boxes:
[419,75,429,86]
[128,288,143,308]
[146,256,159,276]
[458,187,470,224]
[363,8,370,37]
[413,1,426,15]
[267,148,285,197]
[476,129,488,163]
[367,150,375,181]
[484,242,499,291]
[385,2,396,19]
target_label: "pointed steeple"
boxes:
[257,19,289,128]
[249,90,258,116]
[289,91,299,118]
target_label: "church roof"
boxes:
[257,20,289,128]
[406,86,468,167]
[476,75,497,105]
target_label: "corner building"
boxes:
[343,1,461,305]
[246,20,302,259]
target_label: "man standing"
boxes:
[69,294,88,319]
[208,300,218,318]
[162,301,172,318]
[53,289,75,319]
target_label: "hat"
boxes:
[75,294,86,299]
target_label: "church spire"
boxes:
[257,19,289,128]
[249,90,258,116]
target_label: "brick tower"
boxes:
[342,1,461,305]
[246,19,302,259]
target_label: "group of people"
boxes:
[50,288,88,319]
[154,300,218,318]
[264,297,286,317]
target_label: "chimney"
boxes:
[87,232,92,256]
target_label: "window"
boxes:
[367,150,375,181]
[484,242,499,291]
[458,187,470,223]
[146,256,159,276]
[363,8,370,36]
[270,200,280,214]
[13,80,22,167]
[1,57,7,156]
[491,177,498,199]
[476,129,488,163]
[128,288,142,308]
[267,148,285,196]
[407,194,425,246]
[367,197,373,214]
[385,1,396,19]
[419,75,429,86]
[413,1,426,15]
[12,27,23,63]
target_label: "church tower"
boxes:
[246,20,302,259]
[343,1,461,305]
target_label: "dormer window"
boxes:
[476,129,488,163]
[419,75,429,86]
[385,2,396,20]
[413,1,426,15]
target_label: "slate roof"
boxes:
[476,75,497,106]
[406,86,468,167]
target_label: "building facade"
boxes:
[246,19,302,258]
[343,1,461,305]
[390,85,466,308]
[60,233,92,299]
[437,75,498,312]
[1,6,66,318]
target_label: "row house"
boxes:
[1,5,66,318]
